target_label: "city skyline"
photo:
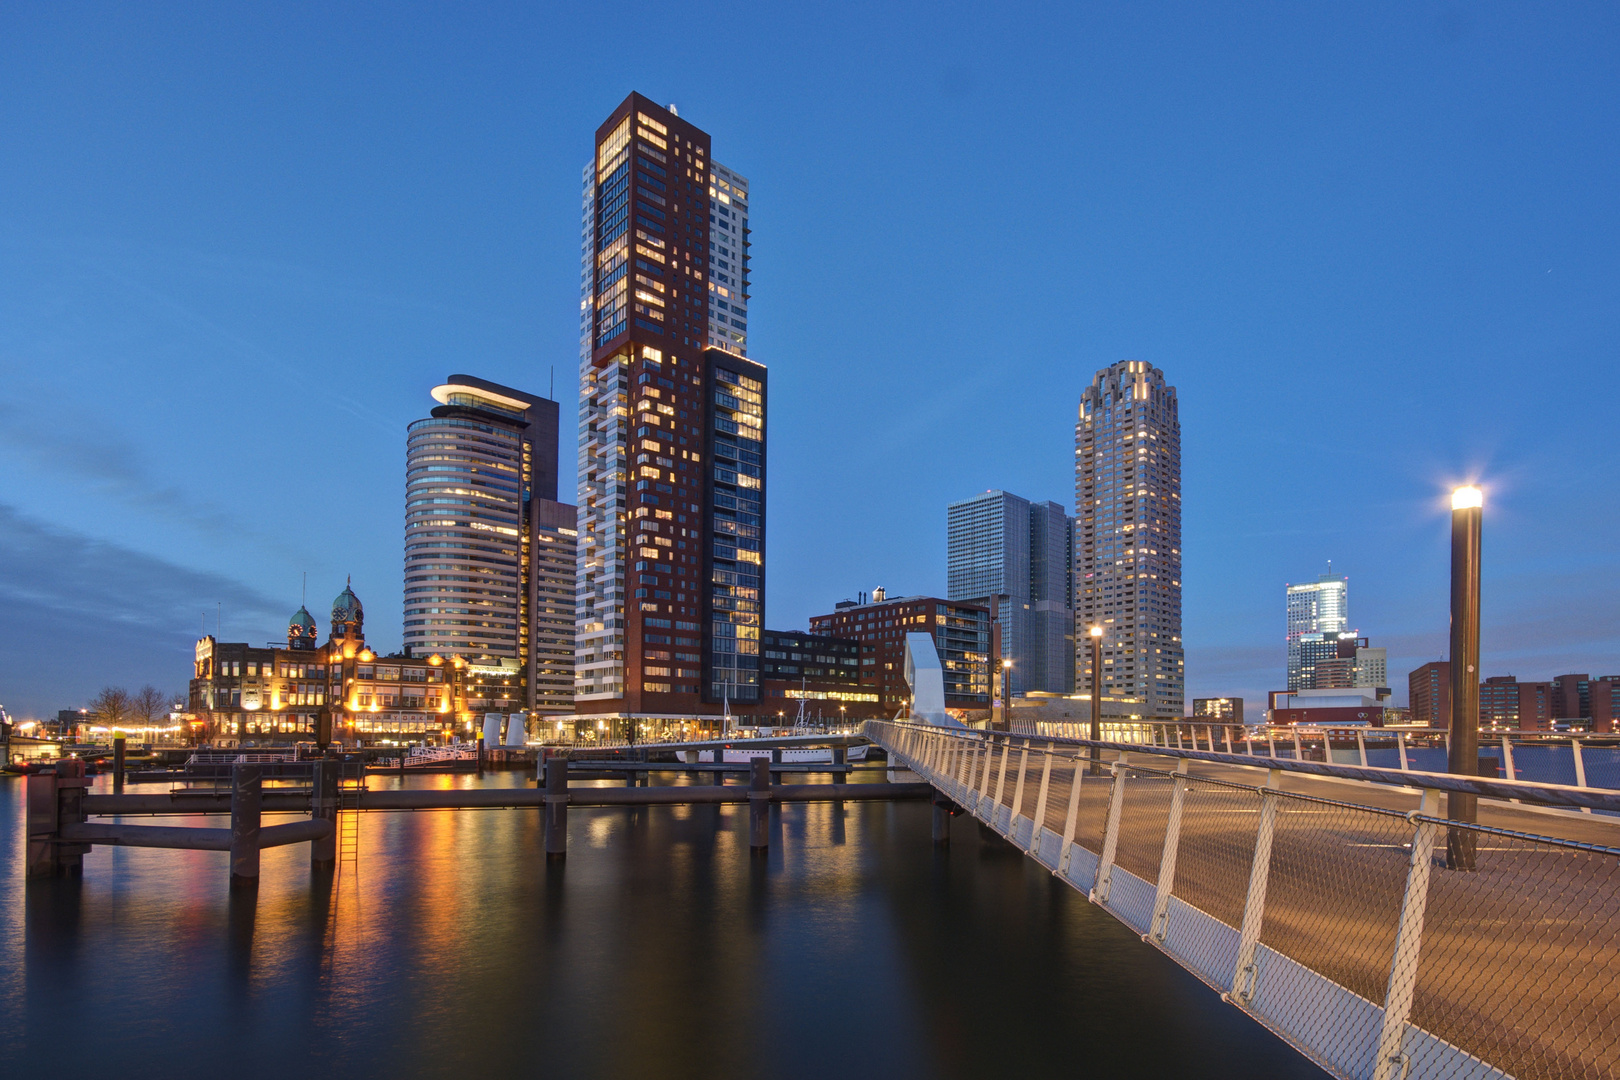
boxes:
[3,7,1619,719]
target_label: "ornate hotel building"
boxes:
[1075,361,1184,718]
[574,93,767,730]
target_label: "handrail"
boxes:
[879,720,1620,813]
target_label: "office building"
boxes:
[1408,661,1451,728]
[403,374,571,712]
[809,593,991,715]
[1075,361,1183,717]
[947,491,1074,695]
[1479,676,1553,731]
[759,630,879,718]
[574,94,767,730]
[1286,572,1349,691]
[1192,697,1245,723]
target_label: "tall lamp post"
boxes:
[1447,485,1483,871]
[1088,626,1104,771]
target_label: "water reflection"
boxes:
[3,771,1317,1079]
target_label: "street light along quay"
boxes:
[1447,484,1484,871]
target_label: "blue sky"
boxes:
[2,3,1617,720]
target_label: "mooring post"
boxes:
[310,759,338,870]
[831,745,847,784]
[230,764,264,890]
[544,757,569,861]
[932,790,952,846]
[113,735,126,793]
[770,747,783,785]
[476,736,486,778]
[749,758,770,852]
[27,759,88,877]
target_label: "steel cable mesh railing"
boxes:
[1407,827,1620,1080]
[1111,768,1175,887]
[1259,800,1411,1006]
[869,722,1620,1080]
[1168,778,1262,933]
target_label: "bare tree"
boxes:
[87,686,132,729]
[131,685,170,725]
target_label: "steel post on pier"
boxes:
[749,759,770,852]
[310,759,338,870]
[113,735,126,793]
[26,757,89,877]
[229,764,263,890]
[476,736,485,778]
[544,758,569,861]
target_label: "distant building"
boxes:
[1408,661,1451,727]
[1478,676,1553,731]
[1192,697,1244,722]
[947,490,1074,695]
[759,630,879,719]
[1075,361,1183,717]
[1286,573,1349,691]
[529,499,578,714]
[1268,689,1389,727]
[809,593,992,716]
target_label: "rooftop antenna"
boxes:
[217,601,221,638]
[550,366,555,400]
[302,571,307,605]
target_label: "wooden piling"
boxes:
[544,757,568,861]
[229,765,263,890]
[749,758,770,851]
[310,759,338,870]
[932,791,952,846]
[113,735,126,794]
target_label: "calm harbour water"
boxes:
[1,770,1319,1080]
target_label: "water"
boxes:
[2,771,1319,1079]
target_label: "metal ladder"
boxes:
[337,758,364,868]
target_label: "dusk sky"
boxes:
[2,3,1617,720]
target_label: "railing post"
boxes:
[1224,726,1234,754]
[1057,754,1086,876]
[1148,759,1192,942]
[1572,738,1591,814]
[1501,735,1516,782]
[1372,789,1442,1080]
[1356,729,1368,768]
[229,764,263,890]
[1228,769,1282,1005]
[544,757,569,861]
[1398,731,1409,772]
[1027,745,1055,855]
[1268,732,1277,759]
[1009,745,1031,827]
[993,741,1011,812]
[1090,758,1129,904]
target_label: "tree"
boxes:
[87,686,132,729]
[131,685,172,726]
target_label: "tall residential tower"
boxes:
[574,94,766,730]
[404,375,575,711]
[1285,572,1349,691]
[1075,361,1183,717]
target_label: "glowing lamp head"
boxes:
[1089,626,1104,639]
[1451,485,1483,510]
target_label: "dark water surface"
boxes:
[2,771,1320,1079]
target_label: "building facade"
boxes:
[809,594,991,715]
[574,94,767,731]
[947,490,1074,696]
[1075,361,1183,717]
[1479,676,1554,731]
[1408,661,1451,727]
[759,630,879,719]
[404,374,572,711]
[1286,573,1349,691]
[1192,697,1245,722]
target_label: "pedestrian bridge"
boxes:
[866,719,1620,1080]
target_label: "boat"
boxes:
[696,743,869,764]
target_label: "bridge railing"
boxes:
[869,719,1620,1080]
[1008,719,1620,797]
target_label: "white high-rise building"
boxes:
[1075,361,1184,717]
[1286,573,1349,691]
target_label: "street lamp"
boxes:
[1447,484,1484,870]
[1089,626,1104,771]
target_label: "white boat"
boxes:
[695,744,870,764]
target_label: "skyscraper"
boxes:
[1286,573,1349,691]
[947,490,1073,695]
[404,375,573,710]
[1075,361,1183,717]
[574,93,766,729]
